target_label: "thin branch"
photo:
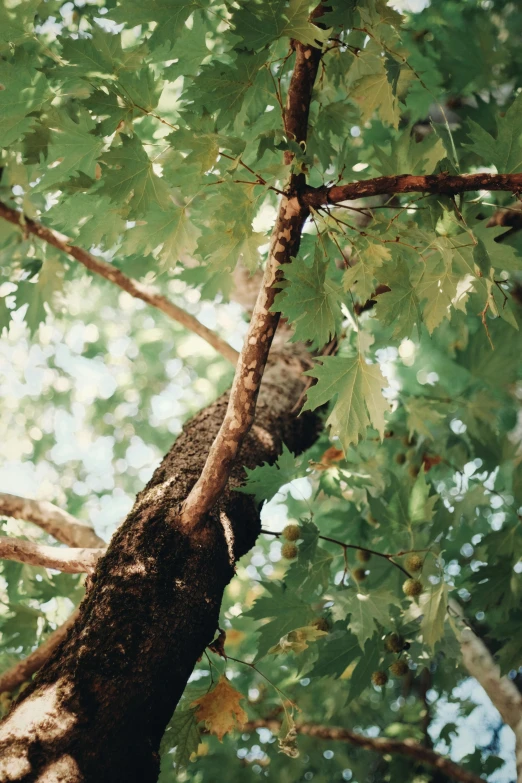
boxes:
[0,609,79,695]
[0,200,239,365]
[450,599,522,780]
[303,172,522,209]
[0,536,103,573]
[242,719,484,783]
[180,28,325,526]
[260,528,416,578]
[0,493,105,548]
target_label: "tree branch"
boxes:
[303,172,522,208]
[0,610,79,695]
[0,536,103,573]
[0,200,239,365]
[243,720,483,783]
[0,493,105,549]
[180,30,324,526]
[450,601,522,780]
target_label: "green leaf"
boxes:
[285,519,333,598]
[98,134,171,217]
[307,629,360,679]
[16,257,65,335]
[404,398,445,440]
[375,260,421,339]
[122,205,201,267]
[274,246,343,348]
[236,444,302,504]
[161,708,200,769]
[303,352,388,452]
[347,636,381,703]
[409,471,438,524]
[61,25,146,78]
[231,0,330,51]
[332,588,399,649]
[344,241,391,303]
[351,63,400,128]
[37,110,105,190]
[163,13,210,80]
[192,51,267,130]
[466,93,522,173]
[0,59,48,147]
[109,0,203,52]
[373,130,447,176]
[247,582,314,661]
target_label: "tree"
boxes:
[0,0,521,781]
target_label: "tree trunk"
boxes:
[0,352,321,783]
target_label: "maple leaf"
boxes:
[373,129,447,176]
[191,677,247,741]
[60,25,146,78]
[0,59,48,147]
[15,256,65,335]
[122,205,201,267]
[160,708,200,768]
[466,92,522,173]
[231,0,330,51]
[375,260,421,339]
[344,241,391,303]
[351,64,400,128]
[98,134,171,217]
[267,625,328,655]
[109,0,202,52]
[36,109,105,190]
[192,51,267,130]
[274,246,343,348]
[303,352,389,452]
[332,589,399,649]
[236,444,302,503]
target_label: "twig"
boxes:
[242,719,484,783]
[0,536,103,573]
[0,493,105,548]
[0,201,239,365]
[260,528,416,579]
[179,31,325,527]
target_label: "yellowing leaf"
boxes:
[191,677,247,741]
[303,352,389,452]
[267,625,327,655]
[351,65,400,128]
[421,581,448,649]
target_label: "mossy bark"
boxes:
[0,353,322,783]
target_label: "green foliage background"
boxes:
[0,0,522,780]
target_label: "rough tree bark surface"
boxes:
[0,353,321,783]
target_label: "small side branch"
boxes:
[303,172,522,208]
[0,200,239,365]
[0,536,104,573]
[180,31,324,527]
[0,610,79,695]
[243,720,483,783]
[451,600,522,781]
[0,493,105,548]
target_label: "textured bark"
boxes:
[303,172,522,208]
[0,354,321,783]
